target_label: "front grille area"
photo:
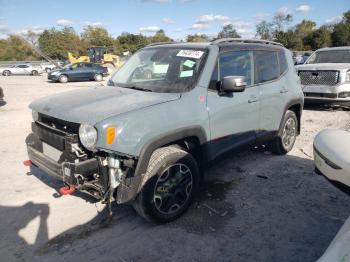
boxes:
[38,113,80,134]
[298,70,339,86]
[33,122,67,151]
[304,92,338,99]
[33,114,80,152]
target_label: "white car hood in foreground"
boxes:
[318,216,350,262]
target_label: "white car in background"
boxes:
[314,129,350,262]
[40,63,59,73]
[0,64,44,76]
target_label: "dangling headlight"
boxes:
[79,124,98,150]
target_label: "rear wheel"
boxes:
[133,146,199,223]
[94,74,103,82]
[58,75,68,83]
[31,70,38,76]
[3,70,11,76]
[270,110,298,154]
[45,68,51,73]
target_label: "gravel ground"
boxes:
[0,75,350,262]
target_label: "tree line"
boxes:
[0,10,349,61]
[256,10,350,50]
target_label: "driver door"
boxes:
[68,63,84,80]
[207,50,260,159]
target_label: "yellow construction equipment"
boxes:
[68,47,123,73]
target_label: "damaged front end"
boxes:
[25,113,139,203]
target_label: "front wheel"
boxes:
[133,146,199,223]
[31,70,38,76]
[270,110,298,155]
[3,70,11,76]
[58,75,68,83]
[94,74,103,82]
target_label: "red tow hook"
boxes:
[23,160,32,166]
[59,185,75,195]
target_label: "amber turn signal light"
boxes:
[106,127,116,145]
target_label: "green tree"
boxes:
[81,26,114,47]
[274,30,302,50]
[38,27,83,60]
[116,32,149,53]
[272,12,293,32]
[306,26,332,50]
[332,11,350,46]
[295,20,316,39]
[149,29,172,43]
[0,35,39,61]
[217,24,240,38]
[256,20,272,40]
[186,34,209,42]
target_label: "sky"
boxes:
[0,0,349,40]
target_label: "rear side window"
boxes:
[219,51,253,86]
[84,63,93,68]
[255,51,279,83]
[278,50,288,75]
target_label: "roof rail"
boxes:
[146,41,177,47]
[210,38,283,47]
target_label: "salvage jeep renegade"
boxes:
[26,39,304,223]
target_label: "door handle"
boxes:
[248,96,258,103]
[280,89,288,94]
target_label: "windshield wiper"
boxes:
[122,85,153,92]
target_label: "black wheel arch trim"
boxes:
[116,125,207,204]
[278,98,304,135]
[135,125,207,177]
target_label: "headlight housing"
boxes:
[346,70,350,82]
[32,110,38,122]
[79,124,98,151]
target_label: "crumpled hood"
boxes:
[296,63,350,71]
[29,85,181,125]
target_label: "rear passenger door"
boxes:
[255,50,287,135]
[81,63,95,79]
[207,50,260,159]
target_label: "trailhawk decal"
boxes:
[177,50,204,59]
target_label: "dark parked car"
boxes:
[0,86,5,105]
[48,62,108,83]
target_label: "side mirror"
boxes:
[221,76,247,93]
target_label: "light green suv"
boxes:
[26,39,304,223]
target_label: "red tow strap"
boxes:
[59,185,75,195]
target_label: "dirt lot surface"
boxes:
[0,75,350,262]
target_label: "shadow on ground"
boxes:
[13,147,350,262]
[304,104,350,112]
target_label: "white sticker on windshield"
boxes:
[177,50,204,59]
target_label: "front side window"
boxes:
[306,50,350,64]
[84,63,93,68]
[110,47,207,93]
[218,51,253,86]
[255,51,279,83]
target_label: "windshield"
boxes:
[110,47,208,93]
[306,50,350,64]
